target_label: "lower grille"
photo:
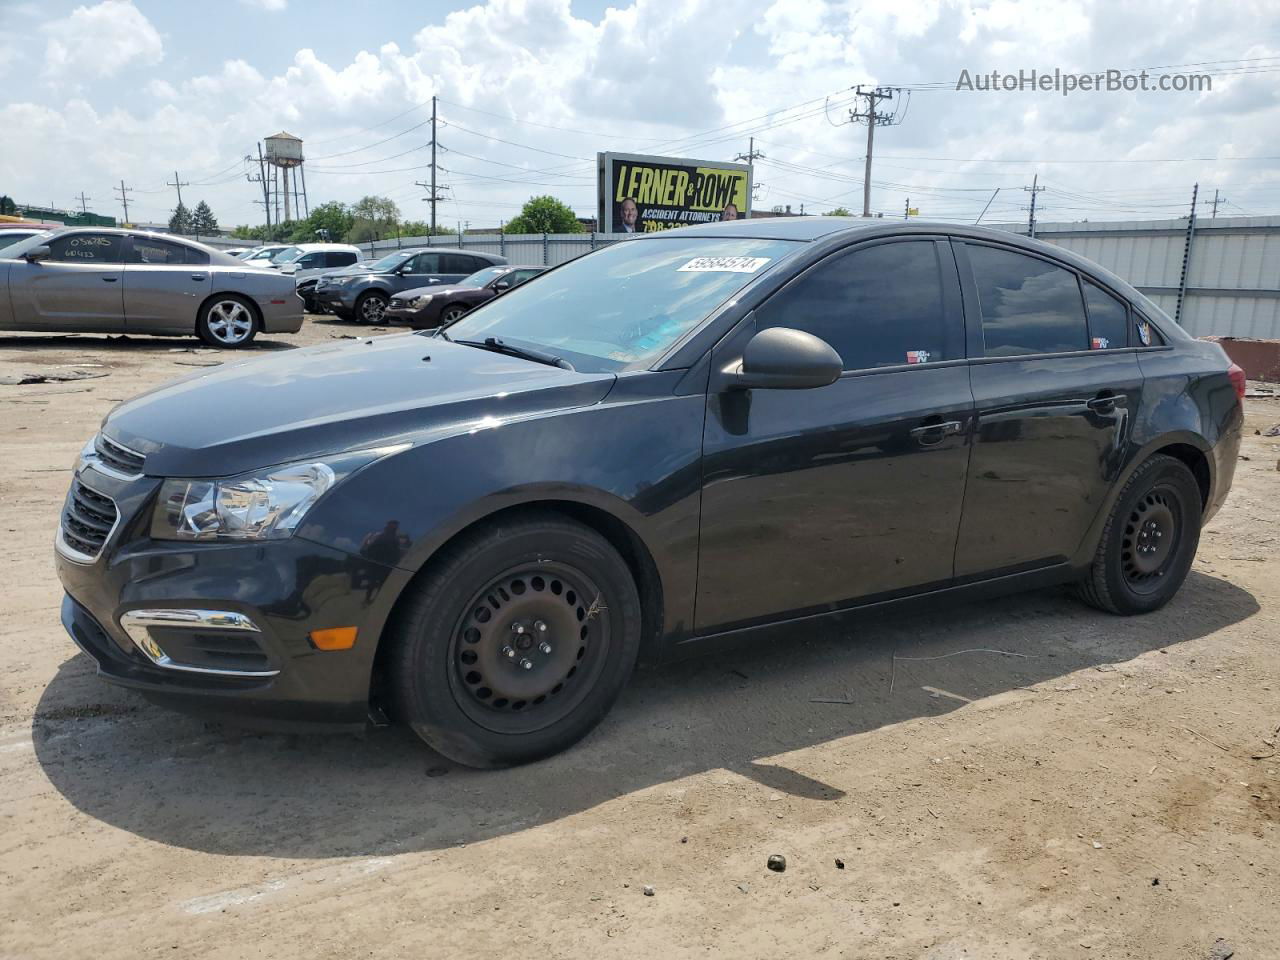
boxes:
[60,480,118,560]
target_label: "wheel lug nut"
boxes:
[512,623,525,634]
[535,620,547,632]
[539,641,552,654]
[502,645,516,659]
[520,658,533,670]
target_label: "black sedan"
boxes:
[55,218,1242,768]
[386,265,547,328]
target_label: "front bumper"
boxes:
[55,472,413,731]
[385,301,443,328]
[314,287,358,311]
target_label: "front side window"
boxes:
[1082,278,1130,349]
[48,233,123,263]
[444,236,800,373]
[406,253,440,274]
[756,240,959,371]
[295,253,324,269]
[970,245,1088,357]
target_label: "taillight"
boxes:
[1227,362,1247,401]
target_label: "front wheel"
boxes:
[1076,454,1202,615]
[439,304,469,326]
[197,295,258,348]
[355,291,389,325]
[388,512,643,767]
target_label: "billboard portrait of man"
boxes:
[617,197,640,233]
[720,202,739,221]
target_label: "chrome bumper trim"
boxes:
[119,609,280,678]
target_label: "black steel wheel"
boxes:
[388,511,642,767]
[1077,454,1202,615]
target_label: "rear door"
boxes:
[6,232,124,330]
[952,240,1143,578]
[122,236,212,332]
[695,237,975,632]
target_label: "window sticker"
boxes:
[1135,319,1152,346]
[1091,336,1110,350]
[906,350,931,364]
[676,256,771,273]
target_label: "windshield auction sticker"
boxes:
[677,256,770,273]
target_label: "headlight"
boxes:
[150,448,403,541]
[410,294,433,308]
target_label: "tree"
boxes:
[191,201,218,237]
[400,220,453,237]
[295,201,353,243]
[168,202,193,234]
[504,195,582,234]
[824,207,853,217]
[0,196,17,216]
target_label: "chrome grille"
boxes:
[94,433,145,477]
[60,480,118,560]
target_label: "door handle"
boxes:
[909,420,963,445]
[102,277,118,282]
[190,274,207,281]
[1086,393,1128,412]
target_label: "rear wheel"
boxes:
[355,291,389,325]
[388,512,642,767]
[1076,454,1202,615]
[197,295,258,348]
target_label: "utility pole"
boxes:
[1175,183,1199,324]
[1210,188,1225,218]
[849,86,898,217]
[248,144,272,236]
[114,180,132,226]
[1023,174,1045,238]
[166,171,189,214]
[74,192,90,215]
[414,96,450,237]
[735,137,765,217]
[905,197,910,220]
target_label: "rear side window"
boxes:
[127,238,208,265]
[328,251,357,267]
[48,233,123,263]
[757,240,960,371]
[969,245,1088,357]
[1082,278,1129,349]
[441,253,477,274]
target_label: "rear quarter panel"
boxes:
[212,267,302,333]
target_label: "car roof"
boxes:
[291,242,361,251]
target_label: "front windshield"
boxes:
[271,246,304,264]
[460,267,506,288]
[443,236,800,372]
[0,230,54,259]
[369,250,415,271]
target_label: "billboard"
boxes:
[597,152,752,234]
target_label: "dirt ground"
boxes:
[1,320,1277,960]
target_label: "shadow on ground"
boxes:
[33,571,1258,859]
[0,332,296,352]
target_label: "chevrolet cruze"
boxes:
[55,218,1243,767]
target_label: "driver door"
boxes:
[6,232,125,331]
[695,238,975,632]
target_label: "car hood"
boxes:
[103,333,616,477]
[394,283,480,301]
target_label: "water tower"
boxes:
[264,131,308,223]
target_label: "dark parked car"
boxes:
[386,265,547,328]
[55,218,1243,768]
[313,248,507,323]
[296,259,378,314]
[1,228,302,347]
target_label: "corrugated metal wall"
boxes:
[365,216,1280,339]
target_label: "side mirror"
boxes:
[24,245,51,263]
[493,280,511,292]
[727,327,842,390]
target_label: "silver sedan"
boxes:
[0,228,303,348]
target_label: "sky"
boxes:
[1,0,1278,231]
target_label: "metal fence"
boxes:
[990,215,1280,339]
[362,233,623,267]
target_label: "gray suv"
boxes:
[314,248,507,323]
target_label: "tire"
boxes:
[439,304,468,326]
[388,512,643,768]
[355,291,389,325]
[197,295,258,348]
[1076,454,1202,615]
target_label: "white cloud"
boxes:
[42,0,163,79]
[239,0,288,10]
